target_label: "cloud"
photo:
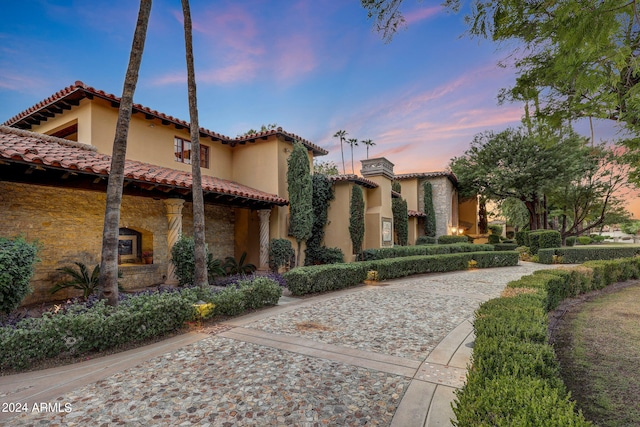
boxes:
[154,2,320,86]
[404,6,441,25]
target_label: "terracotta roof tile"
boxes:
[0,126,287,206]
[3,81,327,156]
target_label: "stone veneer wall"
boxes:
[181,203,236,260]
[0,182,235,306]
[417,177,455,238]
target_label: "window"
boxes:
[174,137,209,168]
[118,228,141,263]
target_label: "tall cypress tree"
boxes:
[392,181,408,245]
[305,173,334,265]
[423,181,436,237]
[287,142,313,267]
[349,185,365,258]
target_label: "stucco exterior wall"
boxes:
[325,182,355,260]
[0,182,235,306]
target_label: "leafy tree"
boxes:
[363,1,639,137]
[497,197,529,232]
[450,126,588,230]
[349,185,365,258]
[313,160,339,176]
[287,142,313,266]
[445,0,640,136]
[361,139,376,159]
[392,181,408,245]
[333,130,348,174]
[99,0,152,306]
[423,181,436,237]
[182,0,207,288]
[549,145,631,239]
[621,220,640,235]
[360,0,406,43]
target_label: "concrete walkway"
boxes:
[0,262,557,426]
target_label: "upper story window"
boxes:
[174,137,209,168]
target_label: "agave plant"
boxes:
[51,262,122,299]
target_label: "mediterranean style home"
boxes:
[1,81,477,305]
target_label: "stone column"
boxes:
[258,209,271,270]
[164,198,185,285]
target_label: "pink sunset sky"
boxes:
[1,0,635,215]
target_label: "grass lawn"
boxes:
[552,282,640,426]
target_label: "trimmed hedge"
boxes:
[528,230,561,255]
[284,251,519,295]
[362,243,493,261]
[415,236,436,245]
[283,263,369,296]
[454,257,640,425]
[0,276,283,371]
[437,235,469,244]
[493,243,518,251]
[538,245,640,264]
[515,230,530,247]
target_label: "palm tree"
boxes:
[182,0,207,288]
[361,139,375,159]
[333,130,347,174]
[98,0,152,306]
[347,138,359,174]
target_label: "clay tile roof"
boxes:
[236,127,328,156]
[328,174,378,188]
[3,81,327,156]
[0,126,288,206]
[394,171,458,186]
[408,209,426,217]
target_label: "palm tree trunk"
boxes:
[182,0,208,288]
[99,0,152,306]
[340,138,346,175]
[351,145,354,174]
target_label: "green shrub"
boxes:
[269,238,294,272]
[453,375,591,426]
[471,251,520,268]
[488,224,503,236]
[493,243,518,251]
[506,231,515,239]
[0,291,196,370]
[305,246,344,265]
[237,277,282,310]
[591,235,606,243]
[528,230,561,255]
[538,246,640,264]
[488,234,501,244]
[437,235,469,244]
[210,287,245,316]
[283,263,368,296]
[415,236,436,245]
[515,230,530,247]
[362,243,492,261]
[577,236,592,245]
[171,236,224,285]
[0,236,39,315]
[565,236,576,247]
